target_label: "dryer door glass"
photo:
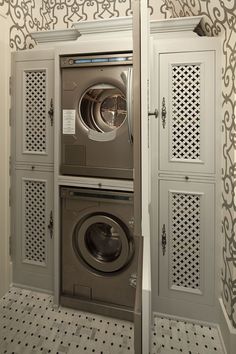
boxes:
[79,84,126,133]
[75,214,131,272]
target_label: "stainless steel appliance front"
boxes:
[60,53,133,179]
[60,187,141,319]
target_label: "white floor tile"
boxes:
[151,316,224,354]
[0,287,134,354]
[0,288,225,354]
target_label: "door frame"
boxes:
[0,11,11,297]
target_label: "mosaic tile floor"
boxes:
[152,315,224,354]
[0,287,134,354]
[0,288,225,354]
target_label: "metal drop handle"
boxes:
[161,224,167,256]
[48,211,53,238]
[48,98,54,126]
[161,97,167,129]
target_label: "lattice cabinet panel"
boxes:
[24,70,47,154]
[171,64,201,161]
[23,179,47,265]
[158,180,214,305]
[13,169,53,292]
[13,57,54,164]
[158,50,215,175]
[170,192,200,290]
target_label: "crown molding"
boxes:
[30,15,204,45]
[73,17,133,35]
[31,28,80,44]
[73,16,203,37]
[150,16,203,34]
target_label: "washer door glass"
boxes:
[74,214,132,273]
[85,222,122,262]
[79,84,127,133]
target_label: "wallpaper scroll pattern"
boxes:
[161,0,236,329]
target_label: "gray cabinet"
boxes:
[13,169,53,291]
[150,37,220,321]
[159,51,215,175]
[158,180,215,305]
[11,50,54,292]
[14,58,54,165]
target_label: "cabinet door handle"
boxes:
[47,211,53,238]
[161,97,167,129]
[148,108,158,118]
[48,98,54,126]
[161,224,167,256]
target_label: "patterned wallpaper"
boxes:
[163,0,236,329]
[1,0,235,329]
[0,0,163,50]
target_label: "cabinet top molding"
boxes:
[30,16,203,45]
[150,16,203,34]
[73,16,133,35]
[31,28,80,44]
[72,16,203,36]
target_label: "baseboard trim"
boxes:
[12,283,53,295]
[218,298,236,354]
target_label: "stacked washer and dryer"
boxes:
[60,52,141,320]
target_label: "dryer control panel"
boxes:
[60,52,132,68]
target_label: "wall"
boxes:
[163,0,236,331]
[0,0,167,50]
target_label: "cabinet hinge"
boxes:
[9,107,11,126]
[9,187,11,207]
[9,236,12,257]
[48,210,53,238]
[9,156,11,176]
[48,98,54,126]
[9,76,12,96]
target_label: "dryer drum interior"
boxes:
[80,85,127,133]
[73,213,133,273]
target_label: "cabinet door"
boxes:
[14,60,54,164]
[158,180,214,305]
[159,51,215,175]
[13,170,53,292]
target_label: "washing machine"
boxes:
[60,187,140,318]
[60,52,133,179]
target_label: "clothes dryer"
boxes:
[60,187,140,317]
[60,53,133,179]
